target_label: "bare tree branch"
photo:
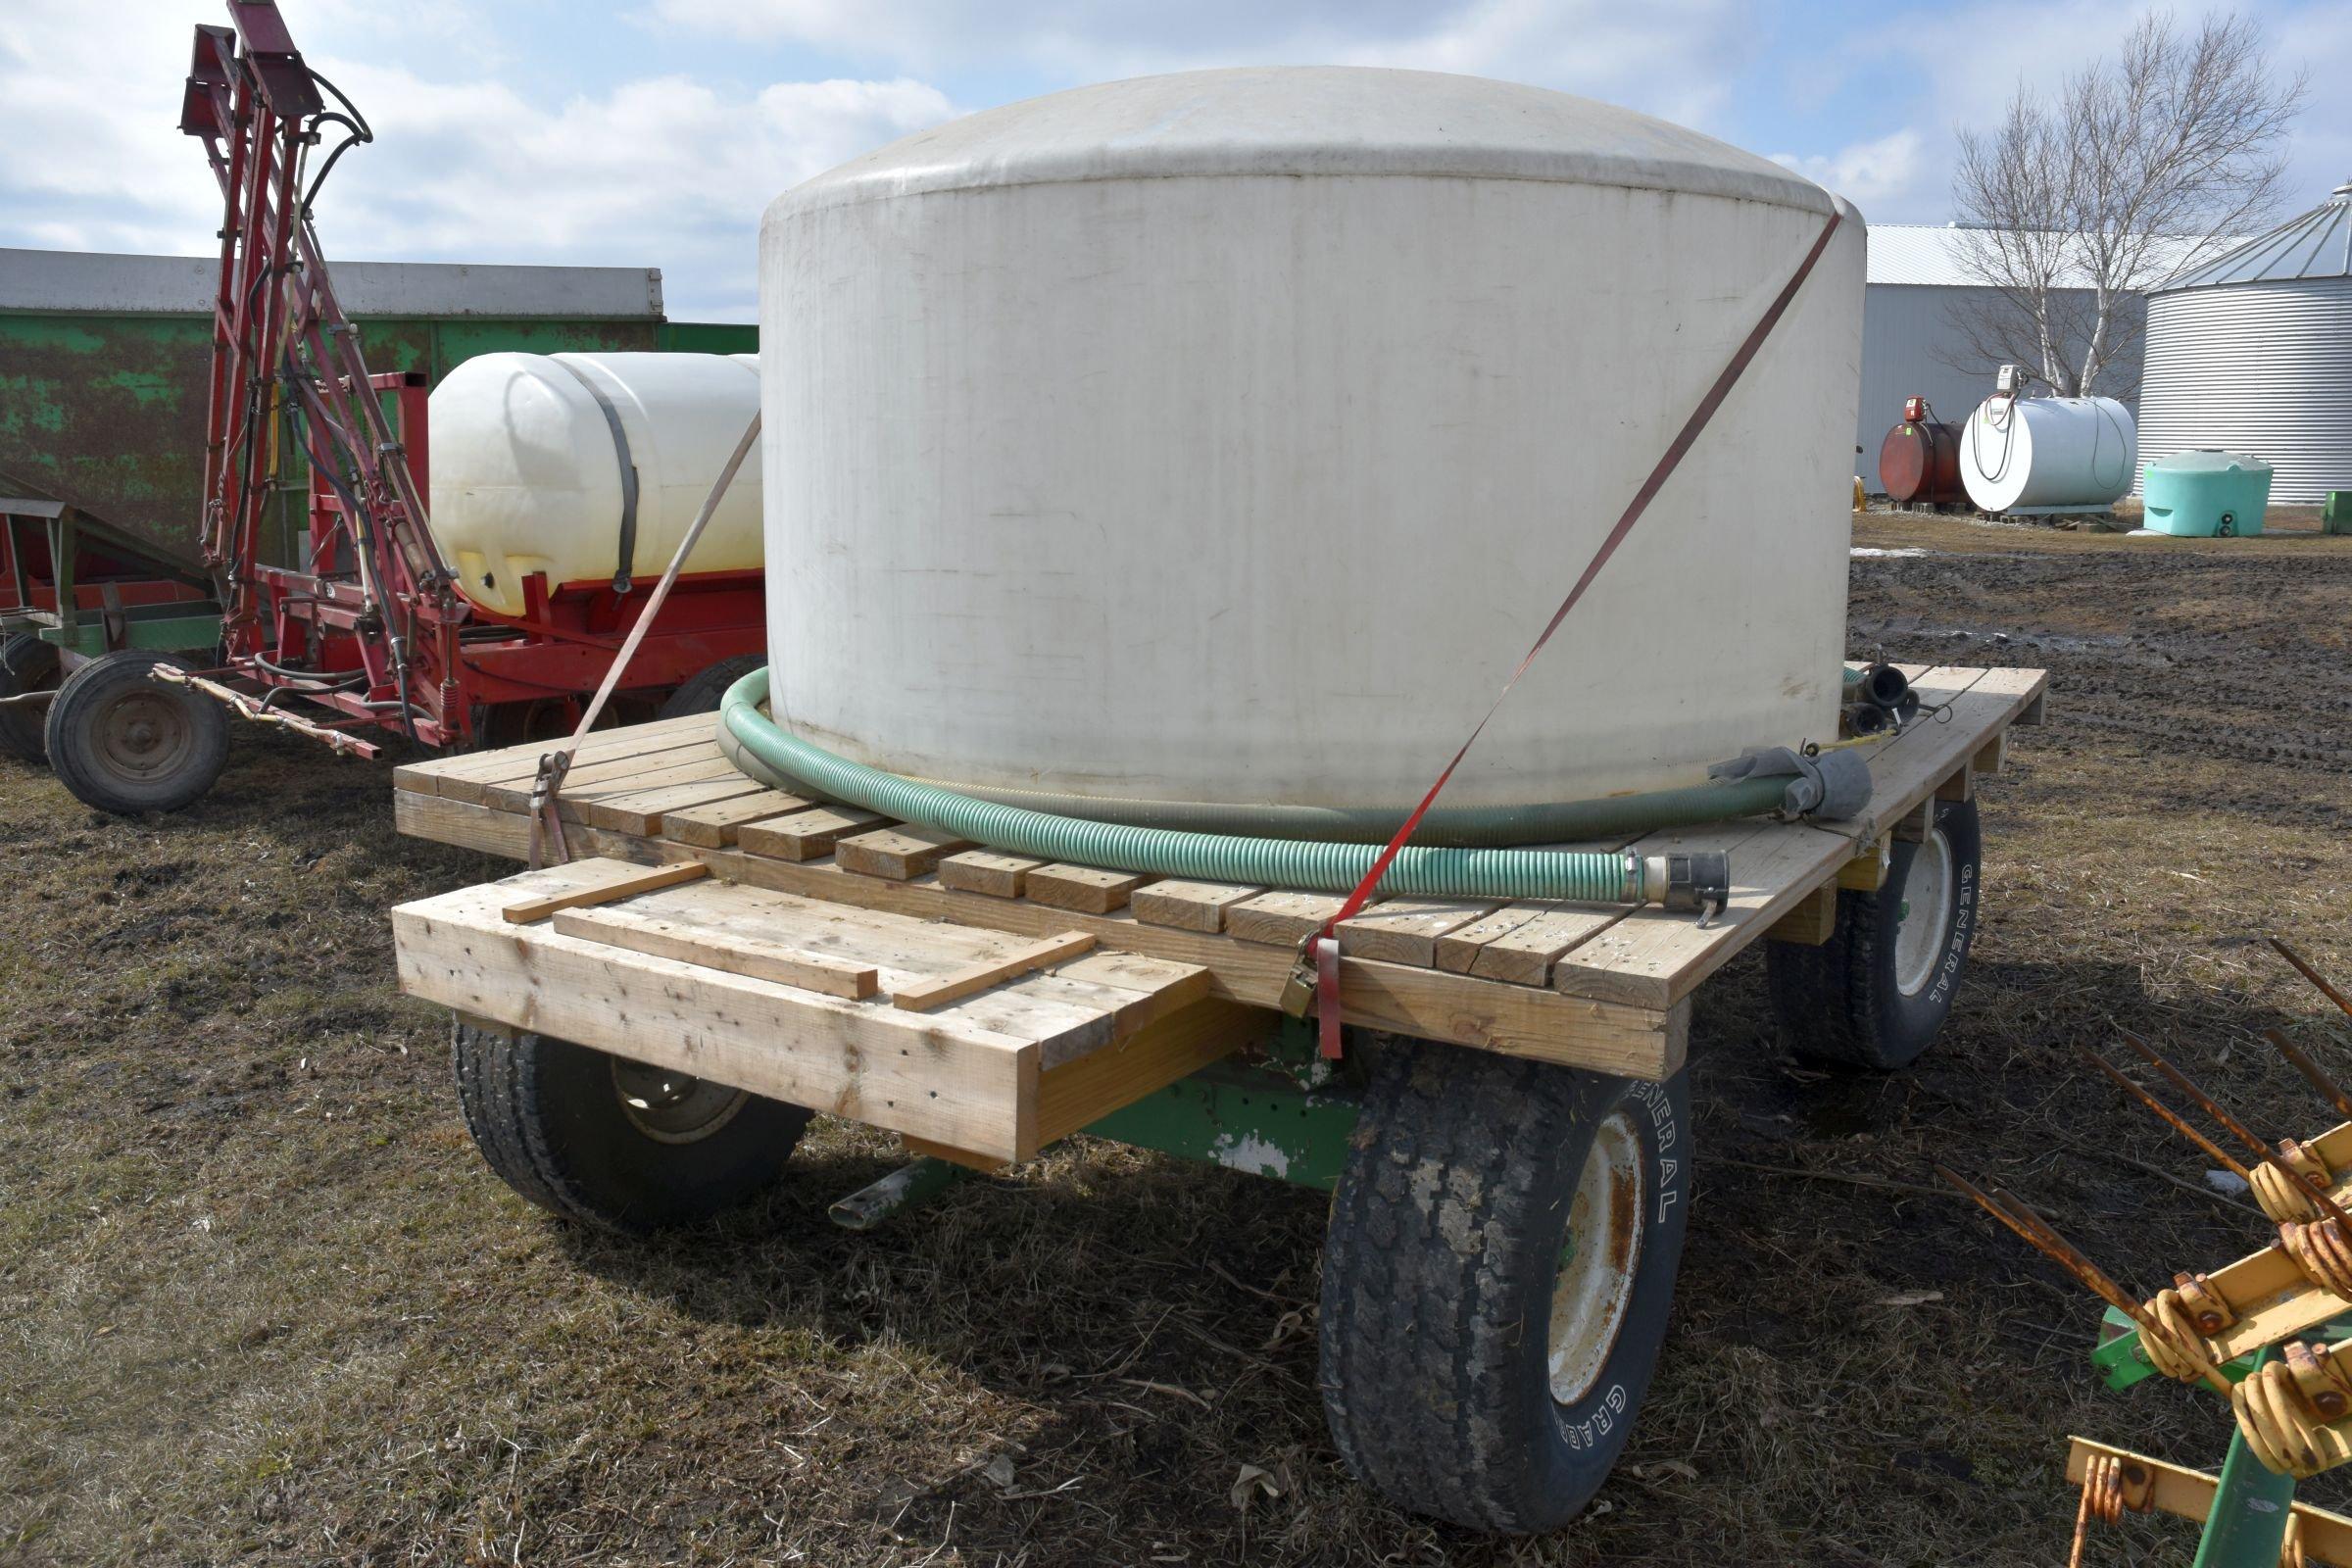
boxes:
[1945,10,2306,397]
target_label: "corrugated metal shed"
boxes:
[0,249,663,318]
[2136,183,2352,504]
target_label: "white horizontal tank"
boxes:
[760,68,1866,811]
[428,351,762,615]
[1959,394,2135,515]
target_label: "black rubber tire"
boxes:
[1765,796,1983,1071]
[0,632,61,762]
[44,650,229,813]
[451,1022,811,1233]
[1319,1035,1693,1533]
[658,653,765,719]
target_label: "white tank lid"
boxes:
[772,66,1837,220]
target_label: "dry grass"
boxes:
[5,512,2352,1565]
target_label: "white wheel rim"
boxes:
[1893,828,1955,997]
[1548,1109,1646,1406]
[610,1059,749,1145]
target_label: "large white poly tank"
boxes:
[1959,394,2135,515]
[760,69,1865,811]
[428,351,762,615]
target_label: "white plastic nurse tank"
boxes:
[428,351,761,616]
[760,68,1865,811]
[1959,392,2136,515]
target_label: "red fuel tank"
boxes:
[1880,405,1963,506]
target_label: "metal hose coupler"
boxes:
[1637,850,1732,925]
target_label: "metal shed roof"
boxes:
[2156,181,2352,292]
[0,248,664,318]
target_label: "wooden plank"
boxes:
[1762,882,1838,946]
[1470,906,1624,985]
[1338,899,1497,967]
[835,825,975,881]
[1132,879,1262,933]
[1034,1000,1272,1145]
[393,883,1046,1162]
[552,905,880,999]
[1835,837,1892,891]
[661,790,814,848]
[1553,823,1851,1008]
[940,851,1044,899]
[1226,891,1347,947]
[1935,767,1973,804]
[438,730,727,808]
[1972,731,2008,775]
[738,806,887,861]
[480,752,742,822]
[392,710,718,797]
[893,931,1099,1012]
[392,791,1690,1078]
[1847,666,2045,840]
[1047,952,1215,1048]
[1435,904,1547,973]
[902,1134,1008,1172]
[1028,863,1149,914]
[623,882,1129,1054]
[583,774,772,837]
[499,858,710,923]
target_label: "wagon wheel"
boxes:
[657,653,765,720]
[0,631,61,762]
[1765,796,1983,1070]
[44,650,229,813]
[451,1022,813,1232]
[1319,1034,1692,1532]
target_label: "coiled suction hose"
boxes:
[718,668,1800,905]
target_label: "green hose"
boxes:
[720,669,1785,903]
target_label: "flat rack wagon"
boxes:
[389,660,2046,1529]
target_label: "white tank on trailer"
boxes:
[1958,394,2135,515]
[759,68,1866,811]
[427,351,762,616]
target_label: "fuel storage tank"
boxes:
[1958,393,2135,515]
[758,67,1865,811]
[427,351,761,616]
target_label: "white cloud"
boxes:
[649,0,1753,131]
[1771,127,1925,210]
[0,0,954,319]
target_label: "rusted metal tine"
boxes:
[1931,1166,2233,1398]
[2274,937,2352,1024]
[2118,1030,2352,1230]
[2076,1046,2253,1183]
[2269,1028,2352,1124]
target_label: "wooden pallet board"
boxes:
[391,662,2048,1078]
[394,861,1225,1160]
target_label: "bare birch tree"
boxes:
[1946,11,2304,398]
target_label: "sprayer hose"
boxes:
[719,669,1786,904]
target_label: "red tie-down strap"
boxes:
[1306,209,1844,1059]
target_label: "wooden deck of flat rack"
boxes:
[393,663,2045,1127]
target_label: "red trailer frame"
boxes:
[161,0,760,761]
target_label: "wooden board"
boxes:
[1028,864,1149,914]
[940,851,1044,899]
[1132,879,1262,933]
[396,869,1237,1162]
[835,825,975,880]
[661,790,814,848]
[500,858,709,922]
[738,806,885,861]
[1335,899,1496,967]
[1226,891,1347,947]
[893,931,1099,1011]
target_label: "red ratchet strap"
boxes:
[1303,209,1843,1059]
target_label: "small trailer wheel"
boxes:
[0,631,61,762]
[451,1022,811,1233]
[1765,796,1982,1070]
[44,651,228,813]
[1319,1036,1692,1533]
[658,654,765,719]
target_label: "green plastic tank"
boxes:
[2141,450,2274,536]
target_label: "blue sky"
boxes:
[3,0,2345,318]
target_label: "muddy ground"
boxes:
[6,514,2352,1566]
